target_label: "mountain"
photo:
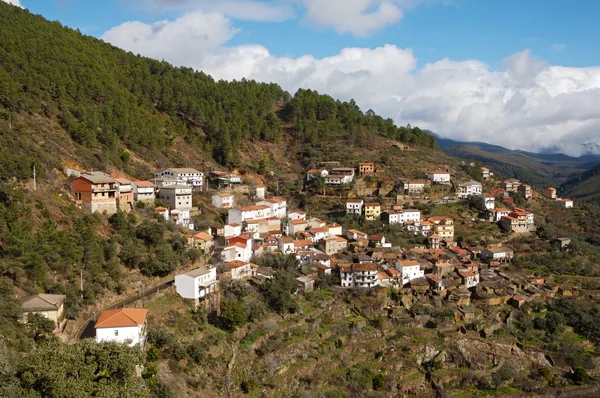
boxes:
[559,163,600,203]
[430,133,600,187]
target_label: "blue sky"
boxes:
[17,0,600,67]
[6,0,600,155]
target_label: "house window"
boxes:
[114,330,119,336]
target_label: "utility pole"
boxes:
[33,165,37,191]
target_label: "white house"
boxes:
[157,185,193,210]
[287,218,308,236]
[170,209,194,230]
[228,205,271,224]
[258,197,287,219]
[174,266,218,300]
[226,261,256,280]
[156,168,204,191]
[396,260,425,285]
[224,223,242,238]
[457,180,482,199]
[557,198,573,208]
[382,210,401,224]
[490,208,510,222]
[346,229,368,241]
[278,237,295,254]
[95,308,148,347]
[250,184,266,200]
[155,206,169,221]
[426,170,451,184]
[309,227,330,242]
[398,209,421,224]
[400,179,427,195]
[346,199,364,215]
[132,180,156,202]
[212,193,235,209]
[222,237,253,263]
[288,210,307,221]
[339,263,378,288]
[458,270,480,288]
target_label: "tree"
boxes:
[260,271,299,315]
[26,313,55,341]
[219,299,247,331]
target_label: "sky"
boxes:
[5,0,600,156]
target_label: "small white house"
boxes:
[288,210,307,221]
[258,197,287,219]
[212,193,235,209]
[156,168,204,191]
[175,266,218,300]
[224,223,242,238]
[346,199,364,215]
[226,261,256,280]
[557,198,573,208]
[228,205,271,224]
[396,260,425,285]
[457,180,482,199]
[95,308,148,347]
[426,170,451,184]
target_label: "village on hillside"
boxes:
[22,160,582,347]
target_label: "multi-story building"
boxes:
[500,208,535,233]
[359,162,375,176]
[382,209,421,224]
[71,171,118,214]
[339,263,378,288]
[457,180,482,199]
[258,196,287,218]
[156,168,204,191]
[429,216,454,241]
[346,199,364,215]
[543,187,557,199]
[115,178,135,212]
[481,167,490,180]
[557,198,574,208]
[157,185,193,210]
[132,180,156,202]
[364,202,382,221]
[518,184,532,199]
[400,179,427,195]
[321,236,348,255]
[174,266,218,301]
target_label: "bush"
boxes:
[147,327,173,349]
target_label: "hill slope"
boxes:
[560,163,600,203]
[0,3,436,184]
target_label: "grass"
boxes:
[240,329,266,350]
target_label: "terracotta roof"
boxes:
[324,236,347,243]
[155,206,168,212]
[311,227,328,233]
[398,260,420,267]
[346,199,363,203]
[365,202,381,207]
[236,205,270,212]
[227,223,241,227]
[347,229,367,235]
[378,272,390,280]
[290,219,308,225]
[386,268,400,276]
[369,235,384,241]
[114,177,133,184]
[194,232,213,241]
[425,274,442,283]
[293,239,313,247]
[227,260,253,269]
[95,308,147,328]
[133,180,155,187]
[428,233,440,239]
[338,263,377,272]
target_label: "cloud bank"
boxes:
[2,0,22,8]
[102,10,600,156]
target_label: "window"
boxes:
[114,330,119,336]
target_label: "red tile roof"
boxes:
[95,308,147,328]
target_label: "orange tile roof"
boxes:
[399,260,420,267]
[338,263,377,272]
[194,232,213,241]
[155,206,167,212]
[227,260,254,269]
[95,308,147,328]
[377,272,390,280]
[133,180,155,187]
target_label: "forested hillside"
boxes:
[560,163,600,203]
[0,2,436,183]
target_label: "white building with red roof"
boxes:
[95,308,148,347]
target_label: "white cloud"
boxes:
[2,0,22,7]
[299,0,404,37]
[549,43,567,51]
[102,14,600,156]
[128,0,428,36]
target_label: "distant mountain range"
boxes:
[427,132,600,188]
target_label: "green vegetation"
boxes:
[560,163,600,204]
